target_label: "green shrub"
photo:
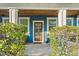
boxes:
[0,23,27,56]
[49,26,79,56]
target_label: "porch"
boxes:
[0,8,79,43]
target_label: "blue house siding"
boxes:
[27,16,78,43]
[27,16,47,43]
[73,16,77,26]
[0,16,78,43]
[0,17,2,23]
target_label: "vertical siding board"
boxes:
[0,17,2,23]
[28,16,33,43]
[73,16,77,26]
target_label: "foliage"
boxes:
[49,26,79,56]
[0,23,27,56]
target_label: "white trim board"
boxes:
[1,7,79,10]
[33,20,44,43]
[77,16,79,26]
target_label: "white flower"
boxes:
[25,32,29,35]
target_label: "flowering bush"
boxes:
[50,26,79,56]
[0,23,27,56]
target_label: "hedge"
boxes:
[0,23,27,56]
[49,26,79,56]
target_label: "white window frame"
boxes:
[66,17,73,26]
[77,16,79,26]
[18,17,30,35]
[2,17,9,23]
[47,17,58,33]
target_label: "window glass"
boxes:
[48,18,57,30]
[20,18,28,27]
[4,19,9,23]
[66,18,73,26]
[19,17,29,33]
[3,17,9,23]
[0,18,2,23]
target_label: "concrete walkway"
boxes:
[24,43,51,56]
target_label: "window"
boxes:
[66,18,73,26]
[77,16,79,26]
[18,17,30,34]
[47,17,57,31]
[78,19,79,26]
[2,17,9,23]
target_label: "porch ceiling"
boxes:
[0,9,9,16]
[67,10,79,16]
[0,9,79,17]
[18,9,58,17]
[18,10,79,17]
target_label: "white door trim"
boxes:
[33,20,44,43]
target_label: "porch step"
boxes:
[24,43,51,56]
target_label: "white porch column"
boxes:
[62,9,66,26]
[58,9,66,26]
[58,9,63,26]
[9,8,18,24]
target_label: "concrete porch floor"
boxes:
[24,43,51,56]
